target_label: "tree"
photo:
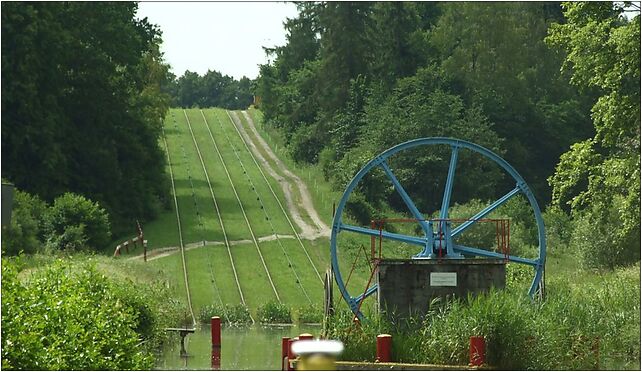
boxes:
[1,2,171,235]
[429,2,595,203]
[547,2,640,268]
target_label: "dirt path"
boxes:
[239,111,330,238]
[127,234,296,262]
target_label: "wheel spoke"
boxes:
[453,244,538,266]
[352,284,378,305]
[339,223,426,246]
[451,186,521,238]
[439,146,459,220]
[380,161,430,233]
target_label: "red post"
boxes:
[298,333,313,341]
[376,334,392,363]
[469,336,486,366]
[211,346,221,370]
[287,337,298,371]
[281,337,289,371]
[211,316,221,348]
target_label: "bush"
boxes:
[44,193,111,251]
[569,206,641,270]
[543,206,572,253]
[324,264,640,369]
[1,190,48,255]
[1,258,153,370]
[199,303,252,326]
[295,304,323,324]
[257,301,291,324]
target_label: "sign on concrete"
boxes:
[430,272,458,287]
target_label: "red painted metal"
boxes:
[469,336,486,366]
[211,317,221,347]
[376,334,392,363]
[211,346,221,370]
[287,337,298,370]
[298,333,313,341]
[281,337,289,371]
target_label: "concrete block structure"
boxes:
[377,259,506,317]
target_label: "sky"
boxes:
[136,2,299,80]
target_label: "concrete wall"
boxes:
[377,259,506,318]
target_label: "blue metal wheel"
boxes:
[330,138,546,320]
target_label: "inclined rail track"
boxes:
[227,110,324,283]
[161,117,196,326]
[195,110,281,303]
[182,110,247,310]
[210,109,312,304]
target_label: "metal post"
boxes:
[376,334,392,363]
[211,316,221,347]
[469,336,485,366]
[281,337,290,371]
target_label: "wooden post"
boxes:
[469,336,486,366]
[376,334,392,363]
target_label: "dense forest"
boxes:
[1,2,172,237]
[256,2,640,269]
[163,69,254,109]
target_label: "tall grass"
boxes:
[324,263,640,370]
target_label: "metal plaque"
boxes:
[430,272,457,287]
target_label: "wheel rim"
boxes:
[330,137,547,320]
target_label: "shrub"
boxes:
[199,303,252,326]
[324,264,640,370]
[257,300,291,324]
[1,190,48,255]
[295,304,323,324]
[542,206,572,252]
[44,193,111,251]
[1,258,153,370]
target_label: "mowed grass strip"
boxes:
[190,108,306,304]
[234,111,319,231]
[172,109,227,243]
[211,109,293,235]
[182,109,252,241]
[182,109,279,308]
[149,245,242,311]
[207,108,326,302]
[214,108,327,282]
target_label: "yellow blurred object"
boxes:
[297,354,336,371]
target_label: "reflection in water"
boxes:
[156,324,321,370]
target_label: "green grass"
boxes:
[113,107,373,322]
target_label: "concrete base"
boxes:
[377,259,506,318]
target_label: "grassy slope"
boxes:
[108,106,374,318]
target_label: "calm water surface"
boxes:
[156,324,321,370]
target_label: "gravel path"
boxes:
[240,110,330,238]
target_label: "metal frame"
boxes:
[330,137,547,320]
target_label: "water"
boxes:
[156,324,321,370]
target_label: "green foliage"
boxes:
[325,264,640,369]
[1,2,170,235]
[542,206,572,253]
[2,258,156,370]
[1,190,48,255]
[547,3,641,269]
[198,304,252,326]
[294,304,323,324]
[43,193,111,251]
[167,69,253,109]
[257,300,292,324]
